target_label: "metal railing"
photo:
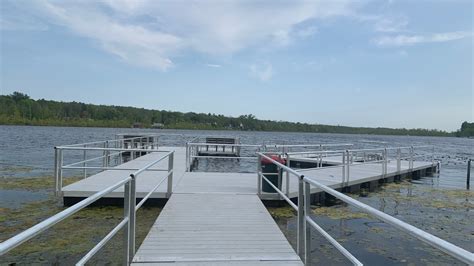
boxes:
[256,152,473,265]
[185,142,355,172]
[185,142,262,171]
[263,143,354,154]
[54,135,161,195]
[0,151,174,265]
[288,145,438,189]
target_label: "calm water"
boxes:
[0,125,472,188]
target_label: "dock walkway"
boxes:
[60,145,436,265]
[132,193,302,265]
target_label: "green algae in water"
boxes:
[1,198,161,264]
[0,176,82,191]
[267,206,296,219]
[312,206,370,220]
[0,177,162,265]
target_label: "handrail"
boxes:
[267,143,353,148]
[56,147,165,152]
[62,135,159,148]
[0,176,131,255]
[0,151,174,266]
[257,152,361,265]
[187,142,262,147]
[257,152,474,265]
[190,155,257,159]
[303,177,473,265]
[54,143,169,195]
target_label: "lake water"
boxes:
[0,125,472,265]
[0,125,472,188]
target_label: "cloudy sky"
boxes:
[0,0,472,131]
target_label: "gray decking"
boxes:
[131,194,302,265]
[60,145,435,265]
[62,146,435,201]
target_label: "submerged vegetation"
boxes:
[0,91,461,136]
[0,176,161,264]
[0,176,81,191]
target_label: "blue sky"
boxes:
[0,0,472,131]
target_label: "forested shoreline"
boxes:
[1,92,471,137]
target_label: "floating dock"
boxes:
[62,147,436,204]
[5,135,471,266]
[59,144,437,264]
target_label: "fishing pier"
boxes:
[1,134,472,265]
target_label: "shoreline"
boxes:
[0,124,461,138]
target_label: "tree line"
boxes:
[0,92,469,137]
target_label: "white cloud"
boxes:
[374,17,408,32]
[14,0,356,70]
[38,1,181,70]
[373,31,472,46]
[250,62,273,81]
[205,64,222,68]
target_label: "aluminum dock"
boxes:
[3,135,472,266]
[61,146,436,203]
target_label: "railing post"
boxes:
[432,146,435,165]
[257,154,262,197]
[381,150,385,177]
[319,145,323,168]
[286,154,290,196]
[185,143,190,171]
[167,152,174,198]
[304,180,311,264]
[342,151,346,187]
[102,141,107,167]
[384,148,387,176]
[106,141,111,167]
[58,148,63,195]
[467,159,471,190]
[397,148,401,172]
[54,147,59,196]
[128,174,136,261]
[409,146,414,170]
[123,180,131,264]
[83,144,87,179]
[297,175,305,258]
[346,151,350,186]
